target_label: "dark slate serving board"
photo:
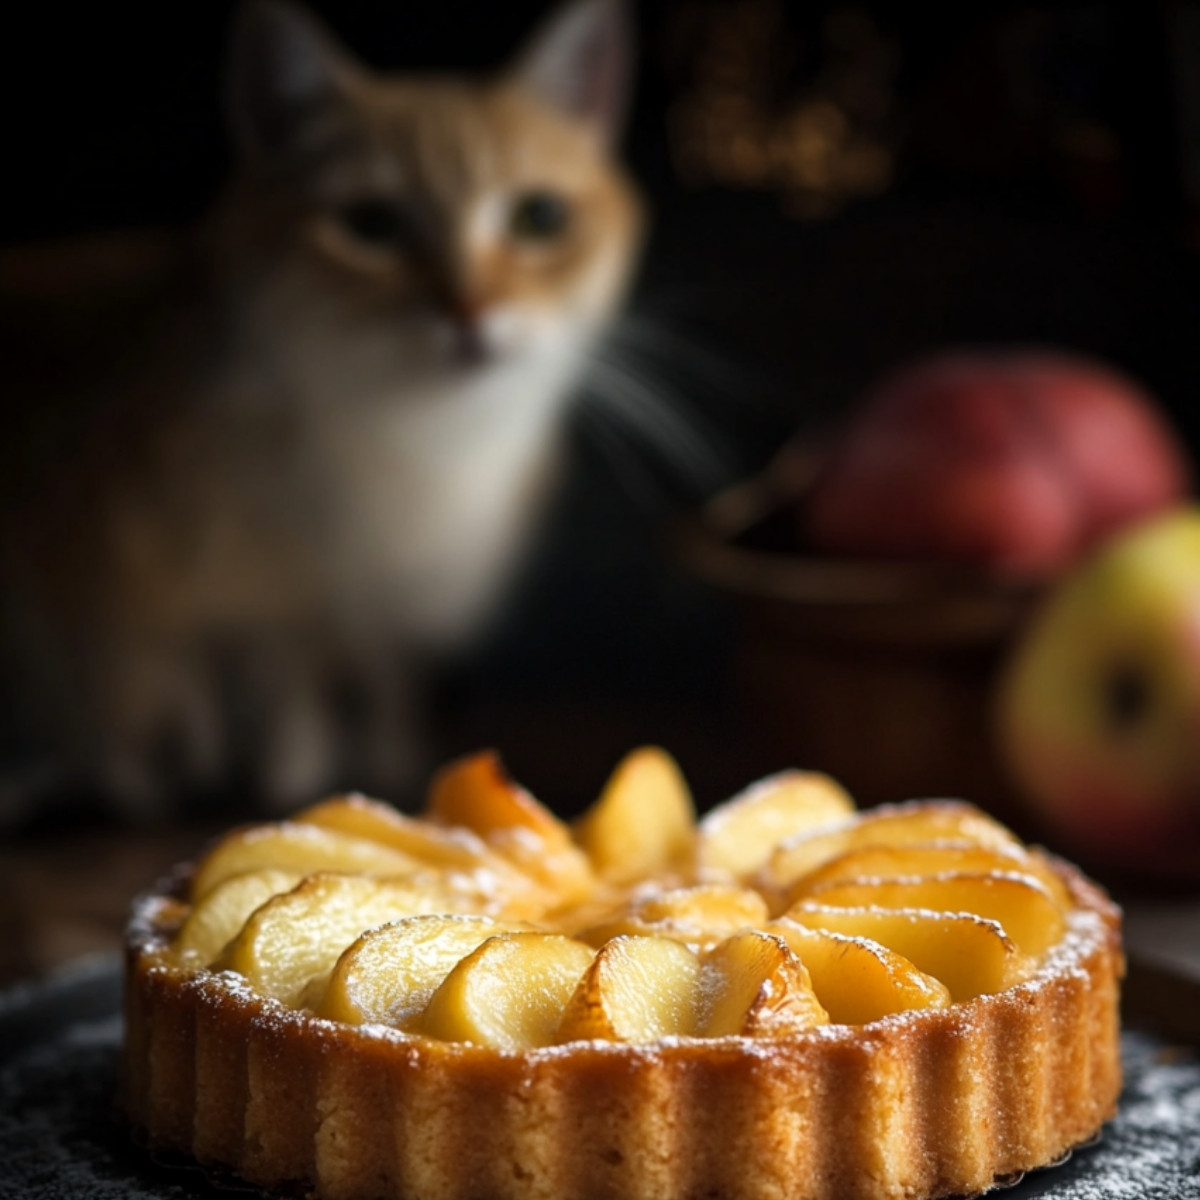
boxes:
[2,955,1198,1199]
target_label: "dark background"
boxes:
[4,1,1200,812]
[6,1,1200,428]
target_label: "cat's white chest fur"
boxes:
[304,354,576,648]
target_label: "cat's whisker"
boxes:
[591,343,738,449]
[585,367,703,483]
[583,356,733,495]
[613,375,732,488]
[574,402,672,513]
[607,316,764,407]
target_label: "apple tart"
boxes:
[121,748,1123,1200]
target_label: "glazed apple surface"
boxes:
[160,748,1101,1039]
[804,348,1190,577]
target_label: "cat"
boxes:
[0,0,643,824]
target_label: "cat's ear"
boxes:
[226,0,363,161]
[511,0,633,145]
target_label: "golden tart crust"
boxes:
[120,750,1123,1200]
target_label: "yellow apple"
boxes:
[996,508,1200,876]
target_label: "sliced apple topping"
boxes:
[578,885,770,952]
[784,840,1073,911]
[696,770,855,879]
[766,918,951,1024]
[557,935,702,1042]
[425,750,595,904]
[215,873,470,1008]
[173,868,300,965]
[697,930,829,1037]
[297,793,500,870]
[757,801,1025,897]
[785,903,1028,1002]
[295,792,548,917]
[426,750,554,837]
[574,746,696,882]
[421,932,596,1049]
[634,884,770,929]
[795,872,1067,960]
[176,746,1080,1041]
[556,930,828,1043]
[190,822,423,901]
[320,914,529,1027]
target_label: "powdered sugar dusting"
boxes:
[1002,1033,1200,1199]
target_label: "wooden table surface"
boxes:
[0,821,222,988]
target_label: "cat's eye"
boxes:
[509,191,570,241]
[337,200,406,246]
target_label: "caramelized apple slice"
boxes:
[798,872,1066,959]
[766,918,951,1023]
[190,822,422,901]
[696,770,854,879]
[786,902,1028,1001]
[426,751,553,835]
[578,885,769,952]
[784,840,1073,911]
[425,751,595,903]
[421,932,595,1049]
[173,869,300,965]
[699,930,828,1037]
[295,793,548,916]
[557,935,701,1043]
[758,801,1024,895]
[635,884,770,928]
[298,793,499,868]
[574,746,696,882]
[216,873,467,1008]
[320,914,526,1027]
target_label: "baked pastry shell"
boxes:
[121,854,1123,1200]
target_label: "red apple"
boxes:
[803,348,1191,578]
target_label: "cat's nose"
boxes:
[441,291,485,332]
[438,292,496,364]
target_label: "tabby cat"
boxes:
[0,0,642,821]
